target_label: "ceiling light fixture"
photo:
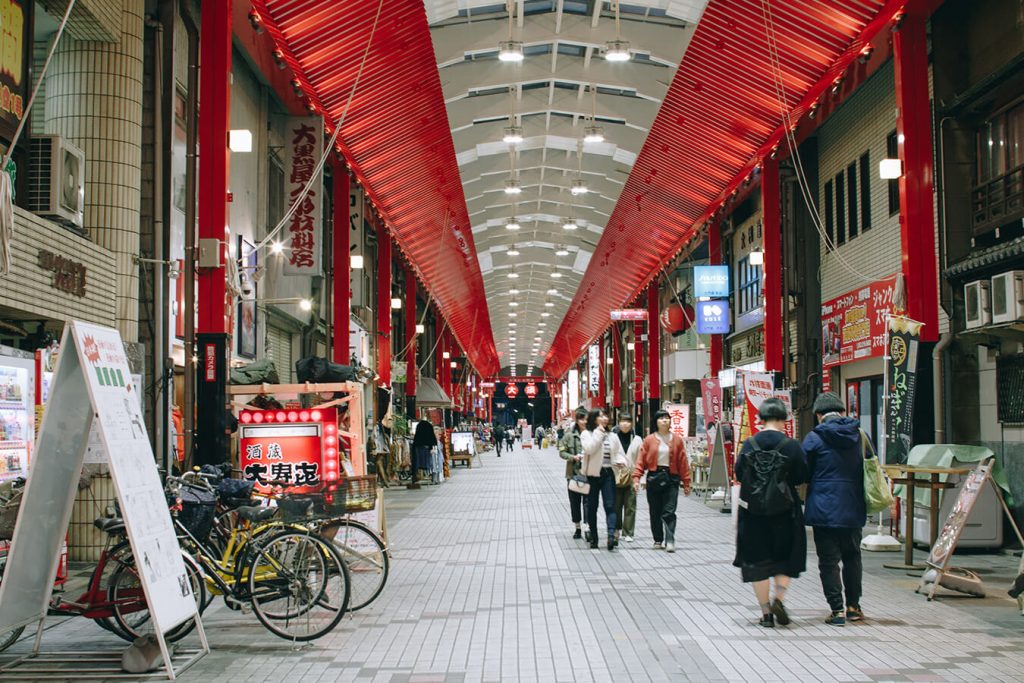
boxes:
[504,179,522,195]
[508,288,520,294]
[551,272,563,279]
[507,272,519,278]
[583,125,605,144]
[547,288,558,295]
[505,219,520,230]
[509,301,519,307]
[604,2,631,62]
[498,2,524,62]
[570,178,588,195]
[562,218,578,230]
[555,245,569,256]
[544,301,554,307]
[541,312,551,317]
[507,244,520,256]
[502,125,524,144]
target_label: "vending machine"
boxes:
[0,345,35,483]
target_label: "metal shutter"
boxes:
[267,325,294,383]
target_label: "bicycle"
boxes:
[163,475,351,642]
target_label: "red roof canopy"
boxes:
[543,0,909,378]
[253,0,499,376]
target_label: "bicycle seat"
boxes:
[234,506,277,523]
[94,517,126,535]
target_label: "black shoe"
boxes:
[770,599,790,626]
[607,538,615,551]
[1009,573,1024,599]
[590,541,599,549]
[758,613,775,628]
[573,528,582,540]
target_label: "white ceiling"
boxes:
[426,0,708,377]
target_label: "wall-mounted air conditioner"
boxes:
[990,271,1024,325]
[964,280,990,330]
[28,135,86,231]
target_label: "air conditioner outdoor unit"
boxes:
[990,271,1024,325]
[28,135,86,231]
[964,280,991,330]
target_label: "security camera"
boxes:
[167,262,181,279]
[239,274,254,298]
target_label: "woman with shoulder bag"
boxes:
[558,409,589,540]
[581,408,628,551]
[633,410,691,552]
[733,398,809,628]
[613,412,643,543]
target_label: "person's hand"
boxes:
[632,481,640,493]
[683,487,691,497]
[573,454,582,462]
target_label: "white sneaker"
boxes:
[653,542,663,550]
[665,542,676,553]
[623,535,633,543]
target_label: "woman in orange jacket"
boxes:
[633,410,691,552]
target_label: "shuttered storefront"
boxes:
[267,325,294,383]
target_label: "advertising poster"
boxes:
[742,372,775,434]
[821,277,896,369]
[283,116,323,276]
[665,403,690,439]
[885,316,922,464]
[700,378,723,450]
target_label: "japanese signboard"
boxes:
[283,116,323,276]
[588,344,600,392]
[694,265,730,298]
[696,300,730,334]
[743,371,775,434]
[884,316,922,464]
[665,403,690,439]
[821,277,897,369]
[0,0,28,144]
[700,378,723,449]
[239,408,340,491]
[610,309,647,321]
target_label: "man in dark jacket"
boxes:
[802,392,867,627]
[494,424,505,456]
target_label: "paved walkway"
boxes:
[3,442,1024,682]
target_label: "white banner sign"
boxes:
[588,344,600,392]
[665,402,690,439]
[283,116,323,276]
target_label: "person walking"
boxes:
[505,427,515,452]
[581,408,628,551]
[733,398,808,628]
[633,410,691,552]
[803,392,868,626]
[558,409,589,540]
[613,413,643,544]
[494,423,505,456]
[411,419,437,486]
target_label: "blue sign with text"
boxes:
[694,265,730,298]
[696,300,730,334]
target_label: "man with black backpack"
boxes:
[802,392,869,627]
[734,398,808,628]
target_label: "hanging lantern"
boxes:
[505,383,520,398]
[660,303,694,337]
[524,382,538,399]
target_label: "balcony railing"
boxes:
[973,164,1024,236]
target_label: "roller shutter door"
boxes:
[267,325,294,383]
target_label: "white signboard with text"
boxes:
[588,345,600,392]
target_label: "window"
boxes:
[847,162,858,239]
[835,169,846,245]
[736,256,762,315]
[886,130,900,216]
[824,179,834,246]
[859,152,872,231]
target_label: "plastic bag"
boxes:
[864,456,894,514]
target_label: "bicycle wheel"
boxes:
[247,530,349,641]
[92,539,137,639]
[325,520,388,611]
[109,552,207,642]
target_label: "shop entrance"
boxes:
[845,375,884,453]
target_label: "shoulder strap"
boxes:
[748,433,761,451]
[859,430,875,459]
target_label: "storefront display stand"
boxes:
[0,645,206,680]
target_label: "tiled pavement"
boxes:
[3,442,1024,682]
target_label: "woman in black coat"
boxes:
[733,398,808,628]
[411,420,438,484]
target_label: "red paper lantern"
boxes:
[505,383,519,398]
[524,382,538,399]
[660,303,694,336]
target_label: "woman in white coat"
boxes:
[581,408,629,551]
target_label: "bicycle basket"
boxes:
[327,475,377,514]
[0,482,24,541]
[178,485,217,542]
[216,477,253,505]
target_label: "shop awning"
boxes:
[415,376,452,409]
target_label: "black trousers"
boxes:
[813,527,863,612]
[646,473,679,544]
[567,484,586,525]
[495,439,503,454]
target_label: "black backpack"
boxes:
[739,434,794,516]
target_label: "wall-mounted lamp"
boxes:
[270,241,285,255]
[878,158,903,180]
[391,297,402,310]
[416,324,425,334]
[749,249,764,266]
[450,361,457,369]
[133,255,180,279]
[229,129,253,153]
[351,254,364,269]
[261,297,312,312]
[443,351,451,359]
[626,342,635,351]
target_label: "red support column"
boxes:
[194,0,232,466]
[376,222,392,387]
[647,285,661,419]
[332,160,350,364]
[405,267,417,415]
[894,12,939,342]
[707,219,724,377]
[762,159,784,373]
[611,324,621,408]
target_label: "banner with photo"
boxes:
[700,377,722,450]
[884,316,922,464]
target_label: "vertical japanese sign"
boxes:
[700,377,723,450]
[665,403,690,439]
[885,316,922,464]
[283,116,323,276]
[587,344,600,392]
[0,0,28,143]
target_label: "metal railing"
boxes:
[973,164,1024,236]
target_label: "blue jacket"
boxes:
[802,416,866,529]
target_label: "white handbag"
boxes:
[568,474,591,495]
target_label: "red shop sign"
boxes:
[524,382,538,399]
[238,407,340,492]
[820,277,896,369]
[505,383,519,398]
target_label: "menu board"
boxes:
[451,431,474,454]
[924,461,993,571]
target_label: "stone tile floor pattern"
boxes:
[3,443,1024,682]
